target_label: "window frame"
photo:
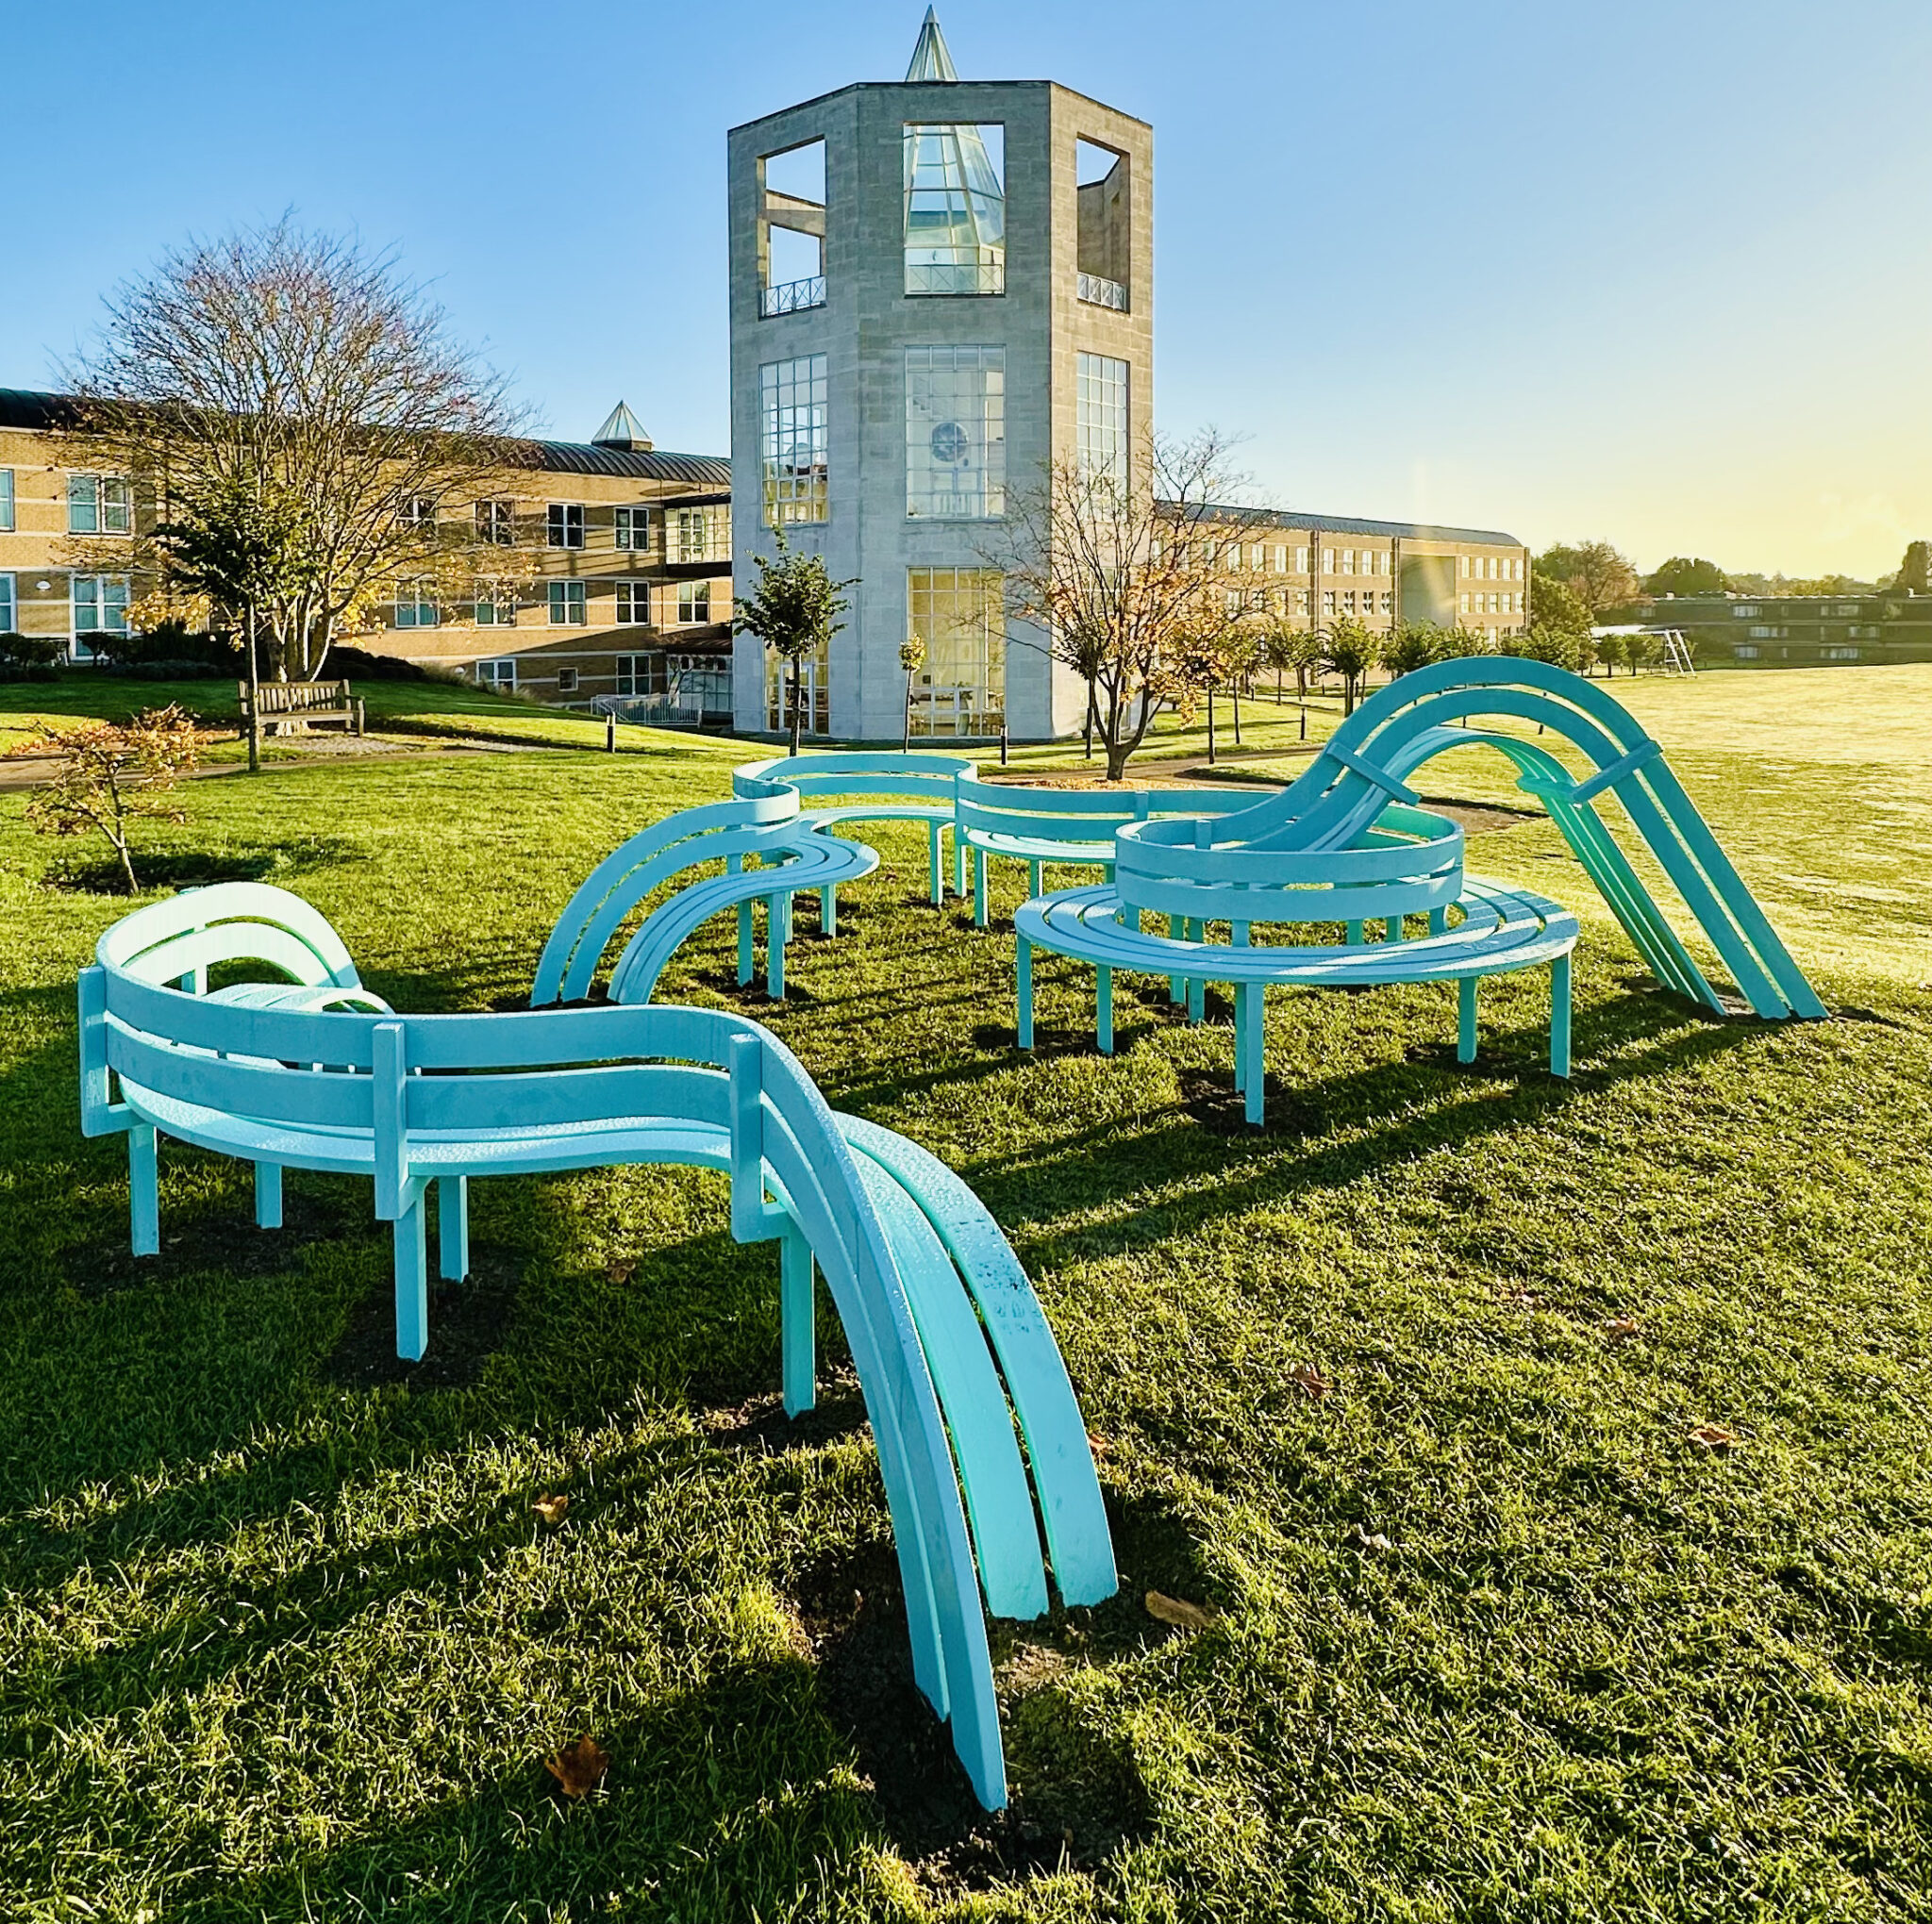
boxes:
[394,578,438,629]
[546,502,586,550]
[615,580,654,625]
[0,469,12,533]
[0,572,13,631]
[675,580,712,626]
[547,580,588,626]
[557,666,581,693]
[475,498,515,546]
[72,572,131,636]
[474,656,518,688]
[614,505,652,552]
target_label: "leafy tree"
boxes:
[992,428,1249,780]
[1379,622,1441,677]
[1319,619,1379,716]
[1899,540,1931,593]
[1528,567,1592,639]
[1537,539,1640,619]
[63,217,527,682]
[1502,627,1581,671]
[1642,556,1728,597]
[1593,633,1627,676]
[1622,631,1655,674]
[24,705,202,892]
[733,528,855,755]
[1259,620,1323,701]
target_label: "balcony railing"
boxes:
[759,275,826,318]
[905,259,1006,296]
[1077,271,1128,312]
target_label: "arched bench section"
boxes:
[78,882,1119,1812]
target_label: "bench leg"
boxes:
[438,1175,469,1281]
[737,899,755,986]
[1346,920,1364,946]
[928,820,943,905]
[1550,954,1573,1079]
[821,883,838,938]
[129,1124,159,1257]
[1028,858,1042,901]
[1186,923,1206,1024]
[766,896,786,999]
[781,1226,816,1418]
[254,1162,282,1230]
[1457,975,1478,1064]
[1097,965,1114,1055]
[1168,914,1185,1003]
[1430,906,1447,937]
[1386,914,1403,943]
[1016,936,1034,1051]
[974,847,988,929]
[953,831,965,901]
[394,1188,429,1362]
[1241,984,1267,1125]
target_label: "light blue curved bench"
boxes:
[954,771,1263,929]
[77,880,1117,1812]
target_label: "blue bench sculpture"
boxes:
[78,880,1117,1812]
[547,663,1818,1129]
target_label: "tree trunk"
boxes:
[1083,684,1096,760]
[789,655,803,756]
[1206,682,1216,764]
[1232,681,1242,747]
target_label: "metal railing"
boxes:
[906,260,1006,296]
[759,276,826,318]
[1076,272,1128,312]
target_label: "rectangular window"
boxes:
[1733,645,1759,660]
[1342,589,1357,615]
[0,470,12,532]
[68,476,97,534]
[399,494,436,528]
[475,657,517,688]
[615,506,651,552]
[1341,550,1356,575]
[1294,546,1309,573]
[1380,591,1394,616]
[1459,592,1471,614]
[677,580,711,624]
[475,585,517,626]
[546,503,585,549]
[1075,352,1129,482]
[904,123,1006,295]
[760,355,828,525]
[906,345,1007,518]
[673,505,731,562]
[395,580,437,628]
[0,573,12,630]
[616,580,653,624]
[1294,588,1310,617]
[548,580,587,625]
[475,499,515,545]
[73,574,130,634]
[907,567,1005,737]
[1822,645,1859,660]
[557,666,580,693]
[1323,589,1337,616]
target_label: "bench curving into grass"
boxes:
[77,880,1118,1812]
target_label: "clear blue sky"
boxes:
[8,0,1927,577]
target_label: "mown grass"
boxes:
[1,669,1930,1920]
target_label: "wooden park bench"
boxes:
[237,678,365,737]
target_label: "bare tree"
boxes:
[60,217,531,682]
[991,428,1250,781]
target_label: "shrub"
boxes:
[23,705,204,894]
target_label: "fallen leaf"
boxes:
[532,1494,571,1526]
[1350,1524,1393,1552]
[1290,1362,1332,1400]
[1689,1423,1740,1451]
[605,1260,636,1285]
[1144,1589,1219,1631]
[1602,1317,1641,1343]
[543,1734,610,1798]
[1087,1433,1114,1462]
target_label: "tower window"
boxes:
[759,355,828,525]
[906,346,1006,519]
[1075,353,1129,483]
[904,123,1006,296]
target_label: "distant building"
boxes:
[1202,505,1529,643]
[0,389,736,721]
[1641,592,1932,669]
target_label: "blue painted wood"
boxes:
[780,1226,815,1417]
[255,1162,281,1230]
[82,880,1121,1812]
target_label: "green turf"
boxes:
[2,668,1929,1920]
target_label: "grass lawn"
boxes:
[2,666,1929,1920]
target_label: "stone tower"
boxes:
[726,11,1153,740]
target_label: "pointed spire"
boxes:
[591,400,651,451]
[906,7,958,82]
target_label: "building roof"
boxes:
[1190,500,1524,547]
[907,8,959,81]
[527,439,729,485]
[0,386,730,489]
[591,400,653,450]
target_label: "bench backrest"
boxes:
[239,680,354,714]
[1113,801,1465,927]
[955,773,1266,850]
[735,750,971,812]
